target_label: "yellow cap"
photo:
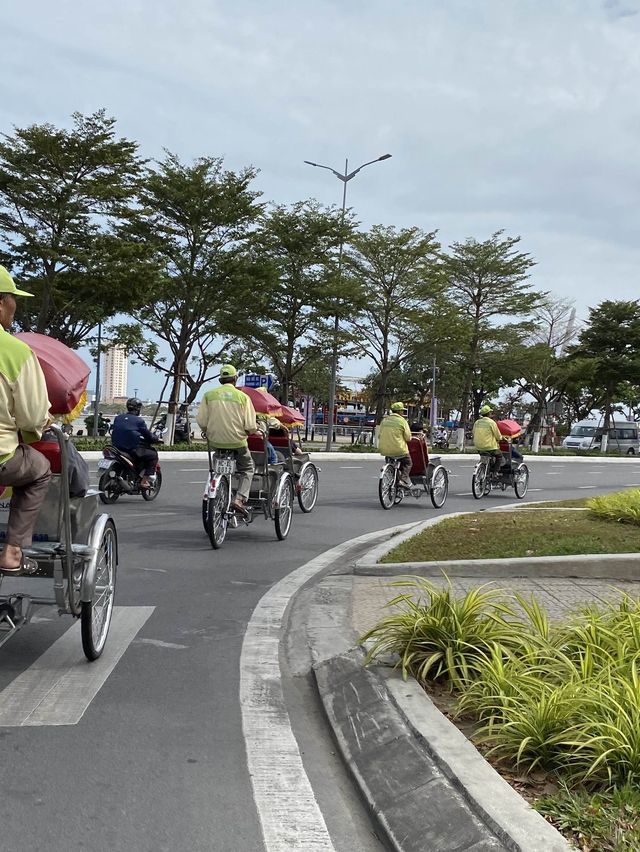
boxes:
[0,265,33,297]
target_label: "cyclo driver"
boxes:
[111,398,160,489]
[472,404,504,475]
[196,365,258,514]
[378,402,413,489]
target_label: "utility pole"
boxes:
[92,321,102,438]
[430,353,438,428]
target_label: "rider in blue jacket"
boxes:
[111,398,159,488]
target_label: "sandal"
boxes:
[231,500,249,518]
[0,556,38,575]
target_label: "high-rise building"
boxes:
[102,345,128,403]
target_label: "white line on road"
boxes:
[0,606,154,727]
[339,465,363,469]
[545,472,563,475]
[240,524,417,851]
[179,468,209,472]
[125,512,178,518]
[577,485,597,489]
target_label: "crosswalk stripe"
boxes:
[0,606,154,727]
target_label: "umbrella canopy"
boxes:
[278,405,305,426]
[15,332,90,416]
[497,419,522,438]
[239,385,282,416]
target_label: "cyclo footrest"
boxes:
[0,597,32,648]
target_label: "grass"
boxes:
[588,489,640,526]
[381,509,640,562]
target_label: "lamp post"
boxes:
[304,153,391,451]
[92,320,102,438]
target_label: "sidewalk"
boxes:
[303,518,640,852]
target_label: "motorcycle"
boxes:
[431,431,450,450]
[97,443,162,503]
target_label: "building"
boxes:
[102,345,128,403]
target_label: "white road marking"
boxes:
[459,492,473,496]
[624,483,640,487]
[577,485,597,489]
[240,524,416,851]
[545,472,563,475]
[135,637,187,650]
[179,468,209,472]
[0,606,153,727]
[125,512,178,518]
[136,566,168,574]
[339,465,362,469]
[527,488,543,492]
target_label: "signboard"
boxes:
[243,373,274,391]
[303,395,314,429]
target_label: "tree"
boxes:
[247,200,354,403]
[440,231,541,428]
[568,300,640,432]
[112,152,263,408]
[0,110,152,346]
[343,225,441,422]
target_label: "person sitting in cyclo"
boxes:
[378,402,413,489]
[196,364,259,514]
[111,398,161,489]
[472,405,505,475]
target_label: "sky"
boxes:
[2,0,640,400]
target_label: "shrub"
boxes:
[587,489,640,526]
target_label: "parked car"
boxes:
[562,419,639,454]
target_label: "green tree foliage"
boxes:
[568,300,640,430]
[112,153,263,405]
[441,231,540,425]
[0,110,153,346]
[248,200,353,403]
[343,225,441,421]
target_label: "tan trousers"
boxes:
[232,446,255,501]
[0,445,51,548]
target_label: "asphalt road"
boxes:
[0,456,637,852]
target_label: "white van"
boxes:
[562,419,640,454]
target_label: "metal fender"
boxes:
[80,513,118,603]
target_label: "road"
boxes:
[0,457,636,851]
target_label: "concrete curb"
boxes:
[354,508,640,580]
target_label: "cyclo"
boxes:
[249,404,319,513]
[0,335,116,661]
[379,433,449,509]
[471,419,529,500]
[202,430,295,548]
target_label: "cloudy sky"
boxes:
[3,0,640,396]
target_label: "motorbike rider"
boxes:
[472,404,505,475]
[196,364,258,514]
[378,402,413,489]
[111,398,160,489]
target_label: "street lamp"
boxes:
[304,153,392,451]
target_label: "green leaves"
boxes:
[587,489,640,526]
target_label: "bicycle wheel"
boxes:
[471,462,488,499]
[206,477,230,549]
[274,475,294,540]
[378,464,396,509]
[141,469,162,501]
[514,463,529,499]
[297,463,319,513]
[429,465,449,508]
[81,520,117,661]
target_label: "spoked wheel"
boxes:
[297,463,319,513]
[514,463,529,499]
[378,464,396,510]
[206,477,230,549]
[471,462,488,499]
[275,475,294,540]
[141,469,162,501]
[98,471,120,504]
[81,520,117,661]
[429,465,449,508]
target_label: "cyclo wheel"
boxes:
[514,463,529,499]
[297,463,319,513]
[471,461,488,499]
[275,474,294,540]
[378,464,396,510]
[206,476,230,549]
[81,519,117,661]
[429,465,449,508]
[141,469,162,502]
[98,471,120,504]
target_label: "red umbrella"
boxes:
[239,386,282,416]
[278,405,305,426]
[497,419,522,437]
[15,332,90,416]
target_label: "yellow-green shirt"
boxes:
[472,416,502,452]
[0,327,50,463]
[196,384,257,449]
[378,413,411,457]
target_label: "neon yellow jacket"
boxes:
[196,384,257,449]
[378,413,411,457]
[472,416,502,452]
[0,327,50,463]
